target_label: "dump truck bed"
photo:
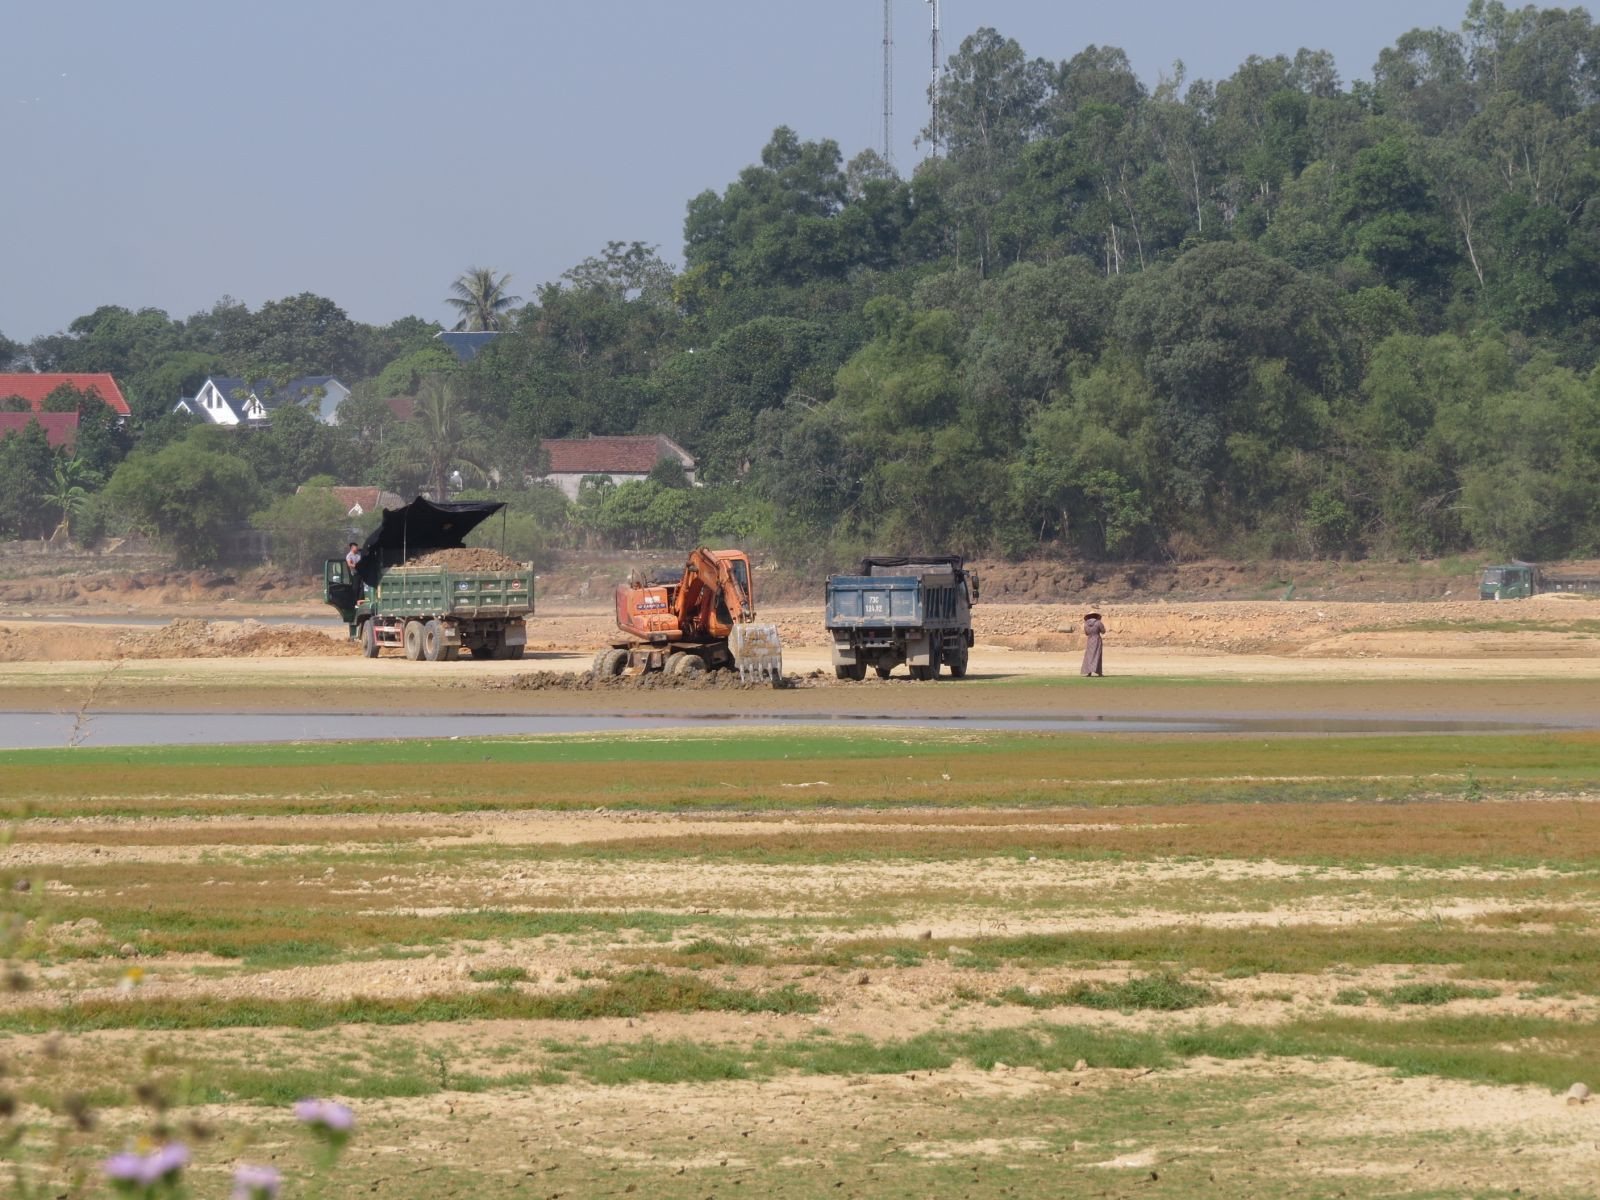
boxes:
[825,572,964,629]
[370,565,534,619]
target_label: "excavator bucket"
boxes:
[728,622,784,684]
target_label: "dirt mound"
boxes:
[0,623,125,662]
[402,548,525,571]
[495,669,808,692]
[116,620,358,659]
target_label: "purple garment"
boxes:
[1081,617,1105,676]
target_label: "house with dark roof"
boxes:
[175,376,351,426]
[0,412,78,449]
[538,435,697,499]
[0,373,130,416]
[435,331,500,363]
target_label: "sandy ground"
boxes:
[0,593,1598,728]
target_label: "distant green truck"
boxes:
[1480,562,1600,600]
[323,497,533,661]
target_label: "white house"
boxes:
[175,376,351,425]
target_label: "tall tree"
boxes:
[446,267,522,331]
[402,375,493,500]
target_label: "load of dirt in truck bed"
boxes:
[401,548,525,571]
[115,620,359,659]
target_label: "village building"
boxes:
[175,376,351,425]
[538,434,697,500]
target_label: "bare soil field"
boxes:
[5,568,1600,1196]
[5,730,1600,1197]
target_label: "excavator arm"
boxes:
[676,547,750,637]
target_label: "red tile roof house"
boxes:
[294,485,404,517]
[0,373,131,416]
[0,373,131,451]
[538,435,697,500]
[0,411,82,448]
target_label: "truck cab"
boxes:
[1481,564,1536,600]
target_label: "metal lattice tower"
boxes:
[926,0,942,157]
[882,0,894,168]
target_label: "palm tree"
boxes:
[38,457,91,542]
[404,376,492,500]
[445,267,522,331]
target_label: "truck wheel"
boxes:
[505,645,524,660]
[422,619,446,662]
[875,664,893,680]
[927,641,942,680]
[360,621,380,658]
[672,653,707,678]
[402,620,424,661]
[593,648,629,679]
[835,664,866,681]
[947,644,969,679]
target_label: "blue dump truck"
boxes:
[824,555,979,680]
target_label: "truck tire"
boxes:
[911,643,939,681]
[875,663,893,679]
[835,664,866,681]
[360,621,380,659]
[505,645,524,660]
[947,642,969,678]
[593,648,628,679]
[422,619,446,661]
[402,619,425,661]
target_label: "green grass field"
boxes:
[4,726,1600,1198]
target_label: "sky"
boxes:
[1,0,1476,343]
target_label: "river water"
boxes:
[0,710,1559,750]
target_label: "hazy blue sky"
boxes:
[2,0,1474,342]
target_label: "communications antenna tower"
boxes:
[926,0,942,157]
[881,0,894,168]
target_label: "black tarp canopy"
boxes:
[358,497,504,574]
[859,554,964,577]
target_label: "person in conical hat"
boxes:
[1081,611,1105,677]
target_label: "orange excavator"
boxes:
[592,548,783,683]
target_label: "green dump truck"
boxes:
[1480,562,1600,600]
[322,497,533,661]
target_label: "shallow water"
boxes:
[0,710,1559,750]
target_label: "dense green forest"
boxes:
[4,1,1600,568]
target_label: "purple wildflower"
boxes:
[294,1098,355,1132]
[144,1142,190,1184]
[231,1162,283,1200]
[102,1151,145,1192]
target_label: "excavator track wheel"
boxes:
[672,654,707,678]
[592,649,628,680]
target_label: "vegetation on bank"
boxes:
[5,3,1600,572]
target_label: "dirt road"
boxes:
[2,594,1599,726]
